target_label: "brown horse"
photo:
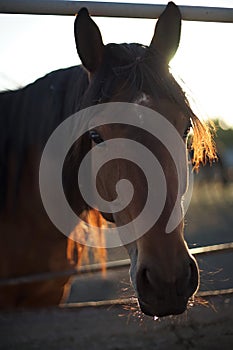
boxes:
[0,2,215,316]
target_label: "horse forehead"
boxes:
[88,102,147,132]
[135,92,188,128]
[88,94,187,133]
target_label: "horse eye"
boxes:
[89,130,104,144]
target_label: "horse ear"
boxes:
[74,8,104,72]
[149,2,181,63]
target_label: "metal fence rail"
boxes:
[0,0,233,22]
[60,288,233,309]
[0,242,232,287]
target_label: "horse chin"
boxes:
[138,298,188,318]
[138,300,155,317]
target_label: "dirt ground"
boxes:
[0,295,233,350]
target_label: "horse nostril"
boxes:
[137,267,156,295]
[140,268,150,286]
[137,267,164,301]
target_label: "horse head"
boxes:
[72,2,213,317]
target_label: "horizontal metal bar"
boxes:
[60,297,137,309]
[0,242,232,287]
[197,288,233,297]
[0,259,131,287]
[60,288,233,309]
[190,242,233,255]
[0,0,232,22]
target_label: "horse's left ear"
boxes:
[74,8,104,73]
[149,2,181,63]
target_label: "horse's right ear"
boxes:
[74,8,104,73]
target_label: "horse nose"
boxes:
[136,256,199,317]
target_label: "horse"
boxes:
[0,2,215,317]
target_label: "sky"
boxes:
[0,0,233,126]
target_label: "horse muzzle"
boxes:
[136,256,199,317]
